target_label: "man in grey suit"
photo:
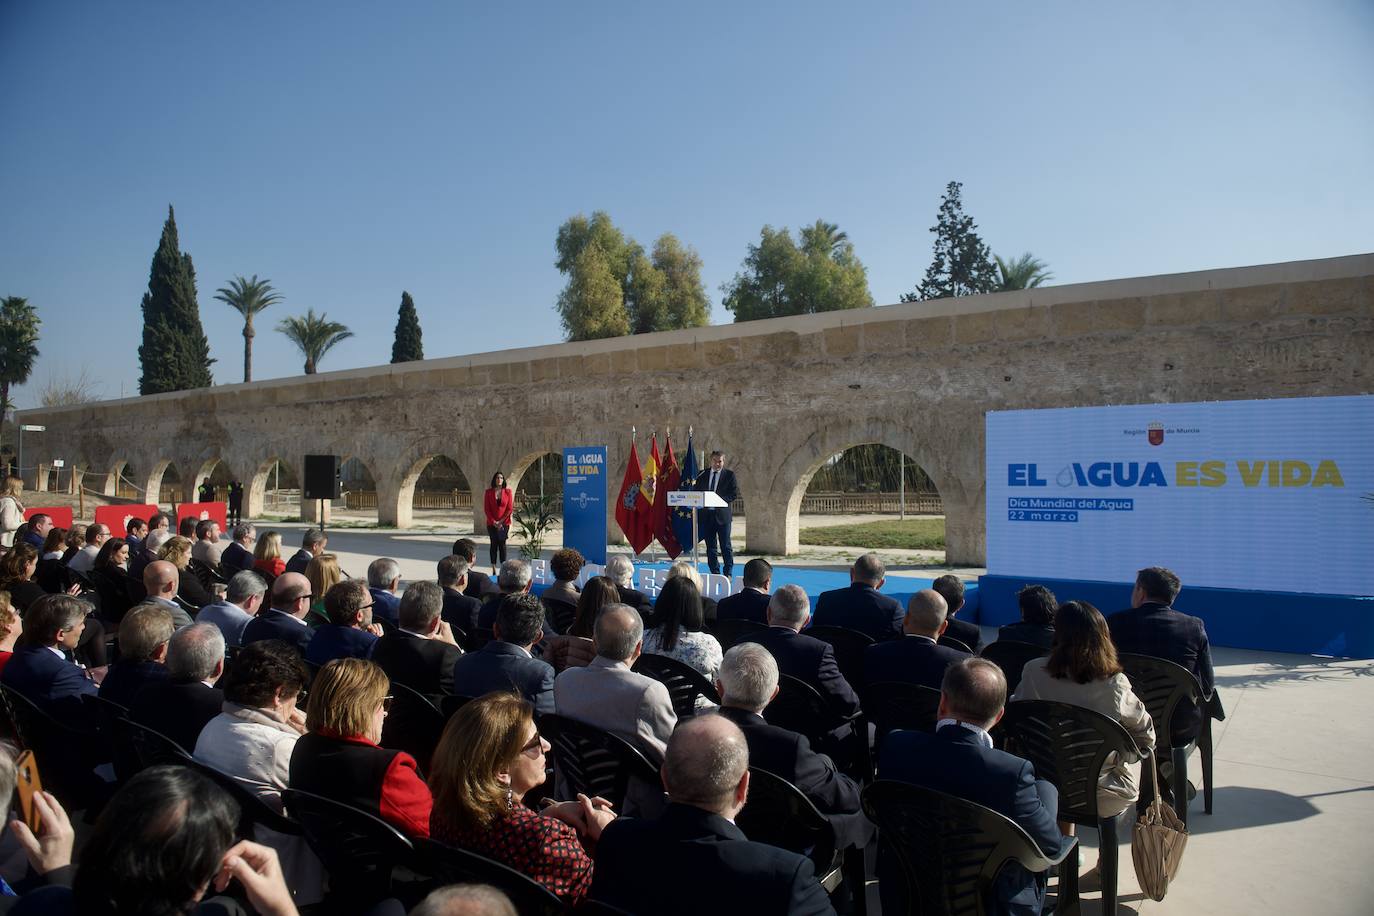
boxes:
[554,603,677,766]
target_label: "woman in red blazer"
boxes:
[483,472,514,568]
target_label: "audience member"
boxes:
[546,575,617,671]
[148,511,173,537]
[127,528,173,597]
[878,658,1068,915]
[998,585,1058,649]
[304,553,344,627]
[1012,600,1156,822]
[59,527,84,566]
[242,572,314,654]
[0,544,49,614]
[191,518,224,568]
[451,593,555,712]
[543,548,584,607]
[1,478,30,549]
[477,559,533,630]
[451,538,492,599]
[35,527,75,594]
[554,604,676,766]
[715,643,871,851]
[140,558,193,626]
[289,658,432,838]
[410,884,516,916]
[129,622,227,752]
[220,523,257,574]
[603,555,652,618]
[19,513,48,552]
[66,523,110,574]
[370,581,463,700]
[366,557,403,625]
[438,554,482,633]
[179,516,198,538]
[592,714,836,916]
[715,558,772,624]
[0,739,76,904]
[254,530,288,581]
[1,595,97,721]
[745,585,861,721]
[89,536,133,625]
[199,570,268,647]
[641,575,723,681]
[159,535,215,609]
[124,516,148,556]
[811,553,903,641]
[284,529,327,576]
[429,693,609,903]
[0,593,22,675]
[39,525,66,560]
[932,573,982,653]
[864,588,968,692]
[664,560,717,624]
[98,603,173,708]
[306,579,381,666]
[1108,566,1215,744]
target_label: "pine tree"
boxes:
[903,181,998,302]
[391,291,424,363]
[138,206,214,394]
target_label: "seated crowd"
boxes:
[0,504,1215,915]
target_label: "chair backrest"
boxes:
[997,700,1139,823]
[2,686,108,803]
[979,641,1050,696]
[115,717,192,771]
[862,780,1071,915]
[466,627,494,653]
[538,713,659,812]
[709,617,770,650]
[762,674,842,744]
[379,681,446,773]
[736,767,839,879]
[415,838,564,916]
[938,634,973,655]
[1118,653,1203,751]
[440,693,476,720]
[804,625,875,690]
[864,681,942,739]
[632,653,720,718]
[282,788,413,900]
[186,758,302,838]
[541,596,579,634]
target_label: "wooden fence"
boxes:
[340,489,942,516]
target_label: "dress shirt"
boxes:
[935,717,994,749]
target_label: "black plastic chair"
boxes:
[541,596,579,635]
[805,625,875,691]
[115,718,192,771]
[537,713,660,813]
[632,653,720,717]
[979,640,1050,696]
[465,627,494,653]
[709,617,770,649]
[998,699,1142,915]
[380,682,446,773]
[764,675,843,744]
[186,758,303,840]
[863,681,942,745]
[2,685,110,805]
[414,838,563,916]
[91,695,141,782]
[736,768,850,899]
[938,634,974,655]
[1119,653,1216,824]
[282,788,415,908]
[862,780,1078,916]
[439,693,476,720]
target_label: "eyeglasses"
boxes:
[381,696,394,713]
[519,732,544,756]
[296,688,309,705]
[359,602,374,611]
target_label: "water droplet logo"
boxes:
[1056,466,1076,487]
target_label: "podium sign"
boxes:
[666,491,727,508]
[563,447,607,565]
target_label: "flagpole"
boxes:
[689,424,701,577]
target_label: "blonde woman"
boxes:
[253,530,286,582]
[0,592,22,675]
[304,553,343,626]
[665,559,718,624]
[0,476,24,549]
[158,535,213,608]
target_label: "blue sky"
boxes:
[3,0,1372,407]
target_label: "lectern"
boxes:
[667,490,728,573]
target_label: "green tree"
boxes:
[213,275,282,383]
[277,308,353,374]
[903,181,997,302]
[139,206,215,394]
[650,234,710,331]
[994,253,1054,291]
[0,296,41,430]
[391,291,424,363]
[723,221,873,321]
[557,246,629,339]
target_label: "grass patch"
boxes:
[800,518,945,550]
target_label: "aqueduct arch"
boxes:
[17,253,1374,565]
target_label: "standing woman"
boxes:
[0,476,24,550]
[483,472,514,569]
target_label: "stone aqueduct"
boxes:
[19,254,1374,566]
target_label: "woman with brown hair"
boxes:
[1011,600,1156,818]
[482,471,514,569]
[288,658,432,838]
[0,544,47,613]
[428,692,614,903]
[546,575,619,671]
[304,553,343,626]
[90,536,134,625]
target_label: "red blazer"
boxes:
[484,487,514,528]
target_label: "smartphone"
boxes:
[15,749,42,834]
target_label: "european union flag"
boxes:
[671,434,701,552]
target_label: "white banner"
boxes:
[986,396,1374,596]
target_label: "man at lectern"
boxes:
[695,451,740,578]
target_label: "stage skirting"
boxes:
[977,574,1373,658]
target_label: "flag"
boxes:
[670,433,701,553]
[635,434,660,549]
[616,439,654,554]
[655,435,682,557]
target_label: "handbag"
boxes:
[1131,751,1189,900]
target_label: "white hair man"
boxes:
[603,555,653,617]
[476,558,533,630]
[366,557,403,626]
[747,584,861,724]
[220,523,257,574]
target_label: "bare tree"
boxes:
[39,368,100,407]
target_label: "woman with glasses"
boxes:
[288,658,433,838]
[428,691,616,903]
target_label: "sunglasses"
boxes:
[520,732,545,756]
[381,695,394,713]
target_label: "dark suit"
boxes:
[879,725,1069,915]
[592,802,836,916]
[694,467,739,577]
[371,629,464,700]
[128,678,224,752]
[617,585,654,619]
[717,706,873,851]
[368,588,401,626]
[864,635,968,690]
[242,608,314,654]
[450,641,555,713]
[98,659,170,710]
[284,548,313,576]
[745,627,861,720]
[463,568,493,600]
[997,622,1056,650]
[0,645,97,722]
[219,541,255,574]
[305,624,378,666]
[944,616,984,654]
[441,587,483,634]
[716,588,771,624]
[1108,602,1214,742]
[812,582,903,642]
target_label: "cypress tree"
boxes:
[390,291,424,363]
[138,206,214,394]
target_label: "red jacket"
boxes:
[288,732,432,839]
[484,487,514,528]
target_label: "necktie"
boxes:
[710,471,718,492]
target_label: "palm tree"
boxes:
[800,219,850,257]
[0,296,41,435]
[994,253,1054,291]
[277,309,353,375]
[214,275,282,383]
